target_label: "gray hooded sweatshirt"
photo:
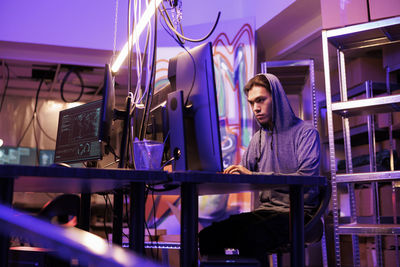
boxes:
[240,73,320,213]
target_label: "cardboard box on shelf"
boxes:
[382,236,400,250]
[379,184,400,216]
[341,236,375,266]
[339,235,353,266]
[383,43,400,70]
[323,113,343,136]
[321,0,400,30]
[346,57,387,89]
[376,88,400,129]
[347,93,368,128]
[377,111,400,130]
[355,186,374,216]
[342,183,400,218]
[360,241,376,267]
[375,139,400,156]
[339,187,374,217]
[320,0,369,29]
[384,249,398,267]
[351,143,370,158]
[369,0,400,21]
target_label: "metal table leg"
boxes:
[79,193,91,231]
[112,189,123,245]
[290,185,304,267]
[130,182,145,254]
[180,182,198,267]
[0,178,14,267]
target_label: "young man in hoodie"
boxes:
[199,73,320,264]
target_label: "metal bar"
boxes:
[320,217,329,267]
[130,182,145,254]
[338,47,360,267]
[262,59,314,68]
[322,30,342,267]
[261,62,267,74]
[332,94,400,116]
[0,178,13,267]
[309,59,317,129]
[180,182,198,267]
[338,223,400,235]
[337,171,400,183]
[366,80,383,267]
[289,185,305,267]
[79,193,91,231]
[326,17,400,39]
[387,66,400,267]
[0,204,162,267]
[112,190,123,245]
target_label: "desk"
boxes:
[169,171,327,267]
[0,165,326,267]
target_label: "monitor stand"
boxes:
[110,94,139,249]
[167,90,199,266]
[167,90,187,171]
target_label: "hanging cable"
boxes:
[181,48,196,107]
[60,68,85,103]
[0,62,10,113]
[135,1,154,106]
[138,0,158,141]
[17,78,44,146]
[35,114,56,142]
[159,19,196,107]
[128,0,133,95]
[32,117,40,165]
[159,1,184,44]
[159,1,221,43]
[132,0,152,103]
[133,0,141,95]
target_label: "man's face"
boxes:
[247,85,272,127]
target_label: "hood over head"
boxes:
[260,73,301,131]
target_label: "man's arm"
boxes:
[295,128,320,176]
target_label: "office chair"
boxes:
[270,182,331,267]
[37,194,80,226]
[9,194,81,267]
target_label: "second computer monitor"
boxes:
[167,42,222,172]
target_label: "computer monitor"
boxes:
[0,146,37,165]
[54,100,103,164]
[166,42,222,171]
[99,63,115,145]
[54,64,116,164]
[39,149,55,166]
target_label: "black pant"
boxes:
[199,210,311,264]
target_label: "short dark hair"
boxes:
[243,74,271,96]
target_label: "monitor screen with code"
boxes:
[54,100,102,164]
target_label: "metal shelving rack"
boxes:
[261,59,317,128]
[262,60,329,267]
[322,16,400,266]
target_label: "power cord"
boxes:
[60,68,85,103]
[0,62,9,113]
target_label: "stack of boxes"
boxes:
[321,0,400,30]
